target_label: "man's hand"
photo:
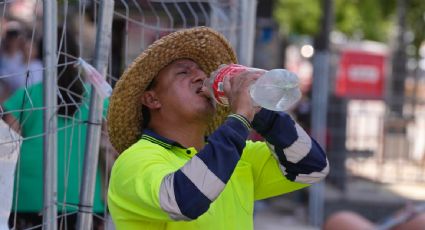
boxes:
[223,70,263,122]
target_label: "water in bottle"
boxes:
[206,64,302,111]
[249,69,301,111]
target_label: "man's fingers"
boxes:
[224,71,262,96]
[223,76,232,96]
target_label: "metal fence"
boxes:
[343,100,425,183]
[0,0,257,229]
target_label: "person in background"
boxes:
[0,20,25,102]
[107,26,329,229]
[324,208,425,230]
[2,27,107,229]
[18,34,43,87]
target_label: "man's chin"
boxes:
[200,95,216,110]
[209,98,217,110]
[200,104,216,122]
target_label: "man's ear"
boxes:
[141,91,161,109]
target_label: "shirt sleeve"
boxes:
[241,141,308,200]
[107,143,180,222]
[102,98,109,118]
[251,109,329,185]
[108,115,250,222]
[2,85,32,121]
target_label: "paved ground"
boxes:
[252,176,425,230]
[253,195,316,230]
[254,208,318,230]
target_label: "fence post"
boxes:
[308,51,330,227]
[76,0,114,229]
[210,1,238,48]
[237,0,257,66]
[309,0,333,227]
[42,0,58,229]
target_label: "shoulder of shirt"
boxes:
[5,82,43,104]
[120,138,170,157]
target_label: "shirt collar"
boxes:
[141,129,184,149]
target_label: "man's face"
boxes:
[148,59,216,124]
[4,31,22,52]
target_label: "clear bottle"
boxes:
[206,64,302,111]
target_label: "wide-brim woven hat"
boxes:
[107,26,238,153]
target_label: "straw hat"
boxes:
[107,27,238,153]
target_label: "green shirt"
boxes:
[3,82,108,213]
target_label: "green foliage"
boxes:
[334,0,361,37]
[339,0,394,41]
[273,0,322,36]
[273,0,397,42]
[406,0,425,57]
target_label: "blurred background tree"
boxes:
[273,0,424,52]
[273,0,322,36]
[406,0,425,58]
[273,0,397,41]
[334,0,396,41]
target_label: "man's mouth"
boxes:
[196,86,203,94]
[196,86,216,107]
[196,86,211,98]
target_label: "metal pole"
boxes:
[237,0,257,66]
[210,0,238,49]
[309,0,333,227]
[76,0,114,229]
[389,0,408,117]
[308,52,330,227]
[42,0,58,229]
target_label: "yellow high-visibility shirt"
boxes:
[108,111,328,229]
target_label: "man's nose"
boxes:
[192,68,207,82]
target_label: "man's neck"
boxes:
[148,119,207,151]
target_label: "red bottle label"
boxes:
[211,64,247,105]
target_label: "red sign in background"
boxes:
[335,50,386,99]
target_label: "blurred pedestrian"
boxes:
[19,34,43,86]
[2,27,107,229]
[0,20,25,102]
[324,208,425,230]
[107,26,329,229]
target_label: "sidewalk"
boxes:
[253,196,317,230]
[254,208,318,230]
[252,175,425,229]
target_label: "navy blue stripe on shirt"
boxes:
[263,118,298,149]
[163,116,249,219]
[252,109,328,182]
[173,170,211,219]
[252,109,295,140]
[274,139,328,180]
[198,116,248,182]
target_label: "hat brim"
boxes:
[107,27,237,153]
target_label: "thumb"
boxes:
[223,76,232,97]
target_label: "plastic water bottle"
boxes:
[206,64,302,111]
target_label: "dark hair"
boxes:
[56,27,84,116]
[5,30,20,39]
